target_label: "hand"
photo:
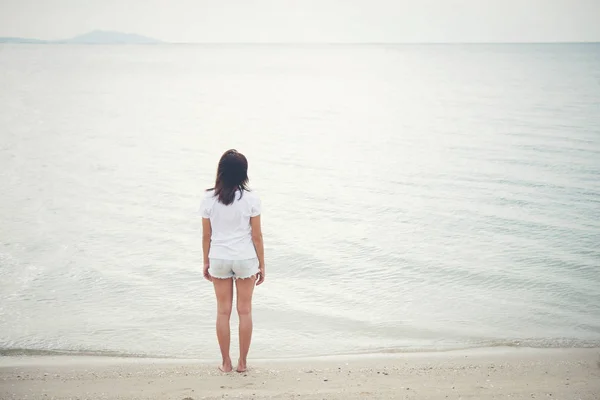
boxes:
[203,262,212,282]
[256,265,265,286]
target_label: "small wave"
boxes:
[369,338,600,354]
[3,338,599,359]
[0,348,168,358]
[476,338,600,349]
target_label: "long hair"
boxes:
[208,149,250,205]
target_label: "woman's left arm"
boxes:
[202,218,212,281]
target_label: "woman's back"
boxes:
[200,189,261,260]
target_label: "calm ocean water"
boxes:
[0,43,599,359]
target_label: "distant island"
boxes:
[0,30,161,44]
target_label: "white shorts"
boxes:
[209,258,259,280]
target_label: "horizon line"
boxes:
[165,40,600,45]
[2,39,599,45]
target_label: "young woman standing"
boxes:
[200,149,265,373]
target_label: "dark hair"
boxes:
[208,149,250,205]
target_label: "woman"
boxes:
[200,149,265,373]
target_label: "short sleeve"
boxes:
[199,193,214,218]
[250,194,261,217]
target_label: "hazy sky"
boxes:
[1,0,599,43]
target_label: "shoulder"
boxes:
[203,189,216,200]
[241,190,261,204]
[199,190,217,217]
[243,190,261,216]
[242,189,259,199]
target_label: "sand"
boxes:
[1,347,599,399]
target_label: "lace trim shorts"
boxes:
[209,258,259,280]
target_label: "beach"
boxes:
[1,347,599,399]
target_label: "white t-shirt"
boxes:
[200,189,261,260]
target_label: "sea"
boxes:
[0,43,599,359]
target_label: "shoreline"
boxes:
[1,345,599,365]
[1,347,599,399]
[2,339,600,361]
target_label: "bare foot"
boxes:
[236,359,247,373]
[218,358,233,373]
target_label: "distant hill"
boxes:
[65,30,161,44]
[0,30,161,44]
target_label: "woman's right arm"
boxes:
[250,215,265,285]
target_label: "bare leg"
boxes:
[213,278,234,372]
[235,276,256,372]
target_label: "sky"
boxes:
[1,0,599,43]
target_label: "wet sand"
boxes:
[1,347,599,399]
